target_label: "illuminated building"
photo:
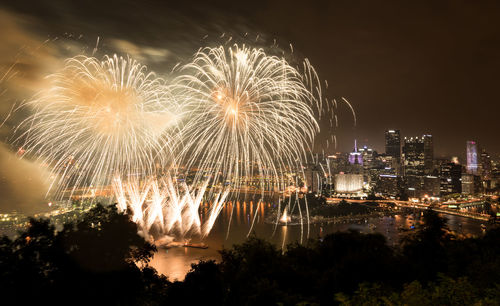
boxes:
[359,145,376,185]
[423,176,440,197]
[385,130,401,162]
[401,135,433,177]
[423,134,434,174]
[326,154,341,174]
[403,136,425,176]
[492,167,500,190]
[334,173,363,193]
[405,175,424,196]
[461,173,481,195]
[304,164,321,194]
[404,174,440,198]
[480,150,492,181]
[374,154,397,173]
[359,145,376,170]
[348,139,363,165]
[440,162,462,195]
[377,174,399,196]
[368,153,398,189]
[466,141,479,175]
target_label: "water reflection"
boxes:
[150,201,486,280]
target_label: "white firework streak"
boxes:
[15,45,329,241]
[202,187,231,237]
[112,176,128,212]
[147,179,167,234]
[170,44,321,200]
[163,175,184,232]
[112,175,228,239]
[178,179,207,236]
[126,178,151,226]
[168,44,324,239]
[14,55,177,199]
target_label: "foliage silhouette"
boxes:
[0,205,499,305]
[0,204,168,305]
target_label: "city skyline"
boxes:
[327,132,496,163]
[0,2,498,302]
[0,1,498,222]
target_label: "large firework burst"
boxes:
[170,44,321,197]
[13,45,328,241]
[14,55,177,199]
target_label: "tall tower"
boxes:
[402,136,425,176]
[423,134,433,174]
[466,141,478,175]
[385,130,401,161]
[349,139,363,165]
[480,150,492,181]
[440,161,462,195]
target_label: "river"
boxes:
[150,201,487,280]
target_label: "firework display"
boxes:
[112,176,229,240]
[170,45,321,195]
[14,55,176,198]
[15,44,325,241]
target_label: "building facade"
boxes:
[440,162,462,195]
[334,173,363,193]
[466,140,479,175]
[461,173,481,195]
[403,136,425,176]
[423,134,434,174]
[377,174,399,196]
[385,130,401,161]
[423,176,441,197]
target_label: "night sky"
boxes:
[1,0,499,158]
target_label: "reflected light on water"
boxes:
[150,202,485,280]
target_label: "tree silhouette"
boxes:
[0,204,168,305]
[1,203,499,305]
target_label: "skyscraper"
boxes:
[440,162,462,195]
[461,173,481,195]
[359,145,376,171]
[423,134,433,174]
[402,136,425,176]
[480,149,492,181]
[377,174,399,196]
[423,176,440,197]
[466,141,479,175]
[348,139,363,165]
[385,130,401,161]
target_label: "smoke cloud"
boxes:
[0,144,51,214]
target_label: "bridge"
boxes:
[326,197,491,221]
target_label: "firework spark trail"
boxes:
[112,175,227,239]
[126,178,150,226]
[201,187,230,237]
[147,179,167,234]
[15,45,333,241]
[112,176,128,211]
[14,55,177,199]
[167,44,326,240]
[170,44,322,201]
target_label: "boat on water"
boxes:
[186,242,209,249]
[279,209,291,224]
[165,242,208,249]
[156,240,209,250]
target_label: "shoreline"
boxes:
[265,211,398,226]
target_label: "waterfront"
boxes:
[150,201,487,280]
